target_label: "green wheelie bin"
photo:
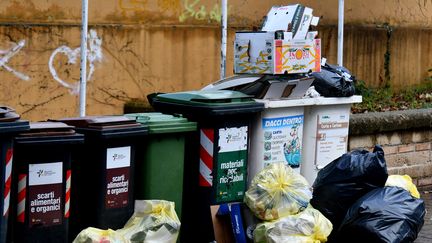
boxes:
[151,90,264,242]
[124,113,196,220]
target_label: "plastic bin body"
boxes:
[185,117,252,243]
[60,117,148,240]
[196,119,251,204]
[152,90,264,242]
[125,113,196,220]
[0,119,29,243]
[300,96,362,185]
[0,137,13,243]
[249,101,305,185]
[12,123,83,243]
[71,136,136,231]
[199,75,362,186]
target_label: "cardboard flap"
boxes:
[311,16,320,26]
[293,7,313,39]
[262,5,300,31]
[261,5,317,40]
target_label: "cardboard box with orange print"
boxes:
[234,32,321,74]
[233,4,321,75]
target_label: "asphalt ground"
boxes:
[416,190,432,242]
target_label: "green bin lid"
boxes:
[155,90,256,106]
[152,90,264,118]
[125,112,197,134]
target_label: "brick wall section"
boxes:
[349,109,432,188]
[349,132,432,187]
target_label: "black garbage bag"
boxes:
[311,63,356,97]
[335,186,425,243]
[310,145,388,232]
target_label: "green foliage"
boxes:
[352,80,432,113]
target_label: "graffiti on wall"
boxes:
[179,0,223,22]
[0,40,30,81]
[86,30,103,87]
[49,30,103,95]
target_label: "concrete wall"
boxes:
[3,0,432,27]
[349,109,432,188]
[0,25,224,120]
[0,1,431,121]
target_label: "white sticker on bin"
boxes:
[29,162,63,186]
[218,127,248,153]
[107,146,131,169]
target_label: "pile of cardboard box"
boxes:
[234,4,321,75]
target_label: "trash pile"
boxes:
[254,207,333,243]
[311,63,356,97]
[242,146,426,243]
[245,163,312,221]
[204,3,357,102]
[311,146,425,243]
[310,145,389,233]
[73,200,181,243]
[335,186,425,242]
[245,163,333,242]
[234,4,321,75]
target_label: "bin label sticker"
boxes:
[106,168,130,209]
[106,146,131,209]
[28,162,63,227]
[315,113,349,168]
[216,126,248,203]
[106,146,131,169]
[262,115,304,171]
[218,127,248,153]
[29,162,63,186]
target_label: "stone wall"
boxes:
[349,109,432,188]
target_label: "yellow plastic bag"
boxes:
[385,175,420,198]
[254,221,276,243]
[73,227,128,243]
[254,206,333,243]
[116,200,181,243]
[245,163,312,221]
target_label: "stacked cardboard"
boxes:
[234,4,321,75]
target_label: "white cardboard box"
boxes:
[262,5,319,39]
[234,32,321,74]
[262,5,300,32]
[234,4,321,75]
